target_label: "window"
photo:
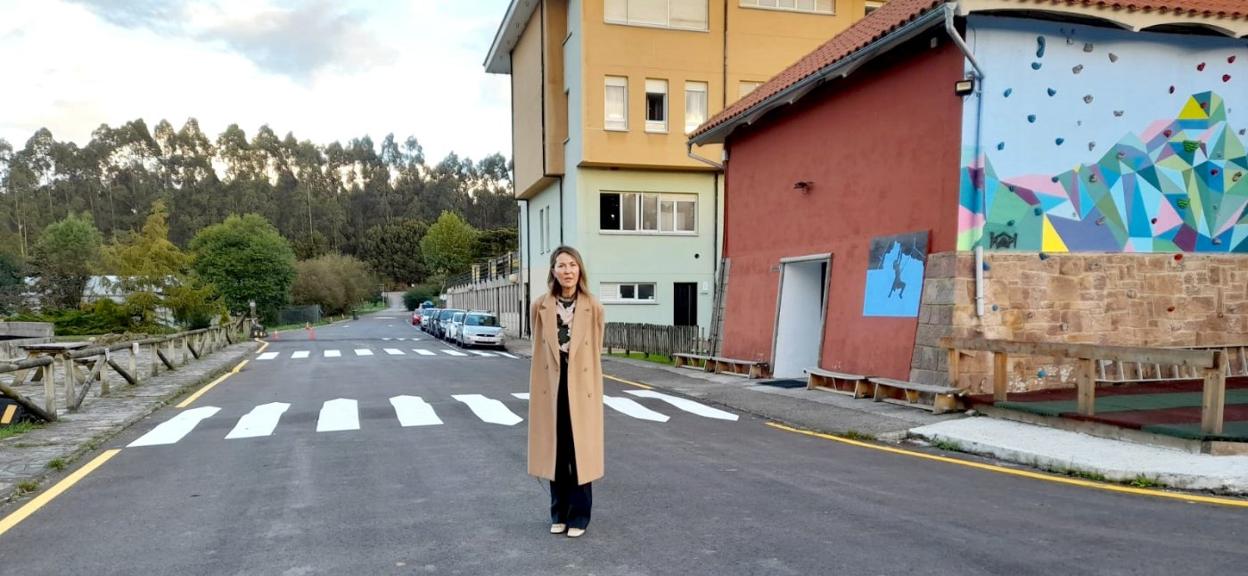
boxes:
[864,1,883,15]
[601,192,696,234]
[465,314,499,327]
[684,81,708,133]
[605,76,628,131]
[605,0,709,31]
[739,81,763,98]
[740,0,834,14]
[645,79,668,132]
[602,282,658,303]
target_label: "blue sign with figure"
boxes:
[863,231,928,318]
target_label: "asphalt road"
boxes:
[0,308,1245,575]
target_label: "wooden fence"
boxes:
[604,323,708,358]
[0,317,252,423]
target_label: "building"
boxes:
[688,0,1248,386]
[484,0,869,330]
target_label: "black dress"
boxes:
[549,295,591,529]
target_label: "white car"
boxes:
[456,311,505,349]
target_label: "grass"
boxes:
[16,480,38,494]
[1129,475,1166,488]
[932,439,966,452]
[0,421,39,441]
[607,351,675,366]
[47,458,67,471]
[841,430,877,442]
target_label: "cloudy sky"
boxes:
[0,0,513,162]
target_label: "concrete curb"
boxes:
[0,341,260,505]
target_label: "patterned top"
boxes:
[555,295,576,354]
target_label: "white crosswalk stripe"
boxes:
[384,348,405,355]
[512,393,530,400]
[253,349,518,361]
[470,351,495,357]
[413,349,435,356]
[257,352,279,360]
[390,395,442,427]
[291,351,309,359]
[604,395,670,422]
[624,390,738,421]
[226,403,290,439]
[452,394,523,426]
[317,398,360,432]
[383,337,392,341]
[129,407,220,447]
[441,350,468,357]
[324,350,341,358]
[355,349,373,356]
[497,352,519,359]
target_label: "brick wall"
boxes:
[911,252,1248,393]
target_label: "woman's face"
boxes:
[554,252,580,292]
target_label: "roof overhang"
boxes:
[483,0,542,74]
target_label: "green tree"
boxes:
[190,214,296,322]
[32,213,102,309]
[473,227,518,260]
[0,252,24,314]
[361,218,427,287]
[102,199,192,324]
[420,211,478,277]
[291,253,376,316]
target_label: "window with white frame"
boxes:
[645,79,668,132]
[739,81,763,98]
[684,81,708,133]
[605,0,709,31]
[605,76,628,131]
[601,282,657,303]
[600,192,696,234]
[740,0,834,14]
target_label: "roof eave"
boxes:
[689,4,951,146]
[483,0,541,75]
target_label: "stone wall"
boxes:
[911,252,1248,393]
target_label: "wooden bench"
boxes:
[672,353,712,371]
[709,356,769,379]
[869,378,966,414]
[805,368,871,398]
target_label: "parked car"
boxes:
[447,311,466,343]
[421,308,441,332]
[437,309,464,339]
[456,311,505,349]
[411,309,424,326]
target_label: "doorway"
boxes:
[674,282,697,326]
[771,255,830,378]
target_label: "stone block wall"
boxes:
[911,252,1248,393]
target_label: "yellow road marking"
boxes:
[1,405,15,425]
[0,449,121,538]
[766,422,1248,508]
[175,358,250,409]
[604,374,652,390]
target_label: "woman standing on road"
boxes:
[528,245,605,539]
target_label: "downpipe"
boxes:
[945,3,986,317]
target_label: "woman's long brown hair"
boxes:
[547,245,591,297]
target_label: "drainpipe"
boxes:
[945,3,986,317]
[688,143,725,310]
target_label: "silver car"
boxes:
[457,312,505,349]
[438,309,464,339]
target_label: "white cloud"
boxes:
[0,0,513,163]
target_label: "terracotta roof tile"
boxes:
[691,0,1246,141]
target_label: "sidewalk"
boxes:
[505,337,1248,494]
[0,340,259,504]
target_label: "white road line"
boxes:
[441,350,468,357]
[324,350,341,358]
[512,393,530,400]
[128,407,220,447]
[256,352,279,360]
[383,337,392,341]
[316,399,360,432]
[497,352,519,359]
[470,351,495,357]
[384,348,405,355]
[452,394,523,426]
[390,395,443,427]
[413,349,435,356]
[225,403,290,439]
[624,390,739,421]
[604,395,670,422]
[291,351,309,359]
[355,349,374,356]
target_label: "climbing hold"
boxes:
[1038,369,1048,379]
[1072,64,1084,75]
[1036,36,1046,58]
[1088,142,1096,152]
[1047,88,1057,97]
[1231,55,1238,64]
[1039,253,1050,260]
[1056,137,1065,146]
[997,142,1006,151]
[1224,74,1232,83]
[991,304,999,312]
[1169,85,1176,94]
[1151,218,1158,224]
[1213,238,1223,246]
[1234,172,1243,183]
[1034,207,1043,216]
[1083,94,1094,104]
[1197,62,1206,71]
[1177,198,1190,209]
[1031,62,1043,70]
[1108,53,1118,63]
[1004,88,1013,98]
[1117,151,1126,160]
[1167,305,1176,313]
[1089,173,1098,183]
[982,262,992,272]
[1174,254,1184,261]
[1164,129,1173,138]
[1113,110,1124,117]
[1028,114,1037,123]
[1007,220,1015,227]
[1212,168,1220,176]
[1051,175,1061,183]
[1083,43,1093,53]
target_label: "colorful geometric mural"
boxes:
[958,16,1247,253]
[863,231,928,317]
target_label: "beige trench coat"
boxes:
[527,292,605,484]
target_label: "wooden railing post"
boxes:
[1076,357,1096,416]
[946,348,960,388]
[992,351,1008,402]
[100,350,110,397]
[62,353,77,412]
[1201,351,1227,435]
[130,342,140,384]
[43,360,56,416]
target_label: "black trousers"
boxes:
[550,354,592,529]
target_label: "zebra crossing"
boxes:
[254,349,520,361]
[126,390,738,448]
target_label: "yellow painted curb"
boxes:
[604,374,653,390]
[0,449,122,538]
[766,422,1248,509]
[174,343,257,409]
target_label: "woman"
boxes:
[528,245,605,539]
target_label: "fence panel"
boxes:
[603,323,705,357]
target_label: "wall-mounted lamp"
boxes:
[793,180,813,194]
[954,76,976,96]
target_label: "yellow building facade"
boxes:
[486,0,865,327]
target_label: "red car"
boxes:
[411,310,423,326]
